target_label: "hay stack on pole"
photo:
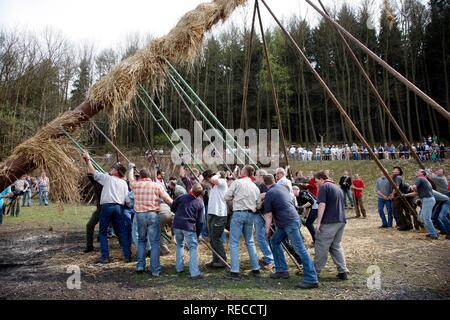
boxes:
[0,0,248,200]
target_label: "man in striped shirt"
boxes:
[128,165,173,277]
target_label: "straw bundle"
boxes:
[0,0,248,201]
[88,0,248,135]
[0,112,82,203]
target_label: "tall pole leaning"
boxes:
[259,0,418,216]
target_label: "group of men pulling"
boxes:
[81,151,349,289]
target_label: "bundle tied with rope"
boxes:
[0,112,82,203]
[88,0,248,136]
[0,0,248,202]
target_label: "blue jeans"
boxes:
[22,190,32,206]
[229,211,260,273]
[254,214,274,265]
[377,198,393,227]
[0,205,3,225]
[132,215,151,251]
[99,204,131,260]
[38,186,48,206]
[342,189,354,207]
[271,219,318,284]
[437,200,450,234]
[136,211,160,275]
[201,205,208,237]
[174,228,201,277]
[122,207,133,251]
[305,209,318,242]
[419,197,437,238]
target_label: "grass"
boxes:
[2,203,94,230]
[0,159,449,300]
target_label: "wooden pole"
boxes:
[259,0,418,216]
[317,0,426,170]
[303,0,450,120]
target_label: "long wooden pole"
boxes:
[259,0,417,216]
[255,0,290,172]
[303,0,450,120]
[317,0,426,170]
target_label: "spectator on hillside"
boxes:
[339,171,354,209]
[37,172,49,207]
[352,174,367,219]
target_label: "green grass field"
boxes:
[0,159,449,300]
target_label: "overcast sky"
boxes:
[0,0,389,49]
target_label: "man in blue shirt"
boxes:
[263,174,319,289]
[314,171,349,280]
[172,183,205,279]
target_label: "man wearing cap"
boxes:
[82,151,131,264]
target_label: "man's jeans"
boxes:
[38,186,48,206]
[270,219,318,284]
[136,211,160,275]
[436,200,450,234]
[377,198,393,227]
[132,216,151,251]
[229,211,260,273]
[22,190,32,206]
[305,209,318,242]
[342,189,354,207]
[174,228,201,277]
[201,205,209,237]
[254,213,274,265]
[419,197,437,238]
[99,204,131,260]
[207,214,228,264]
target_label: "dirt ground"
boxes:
[0,202,449,300]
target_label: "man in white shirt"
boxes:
[225,165,260,279]
[82,151,131,264]
[275,167,293,196]
[202,170,228,268]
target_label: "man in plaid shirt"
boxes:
[128,165,173,277]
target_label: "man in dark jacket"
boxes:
[84,174,103,253]
[339,171,354,209]
[171,183,205,279]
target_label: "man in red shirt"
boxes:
[307,173,319,197]
[352,174,366,218]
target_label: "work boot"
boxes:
[337,272,348,280]
[225,272,241,280]
[83,246,94,253]
[270,272,289,279]
[96,256,110,264]
[249,270,261,278]
[296,282,319,289]
[191,274,204,280]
